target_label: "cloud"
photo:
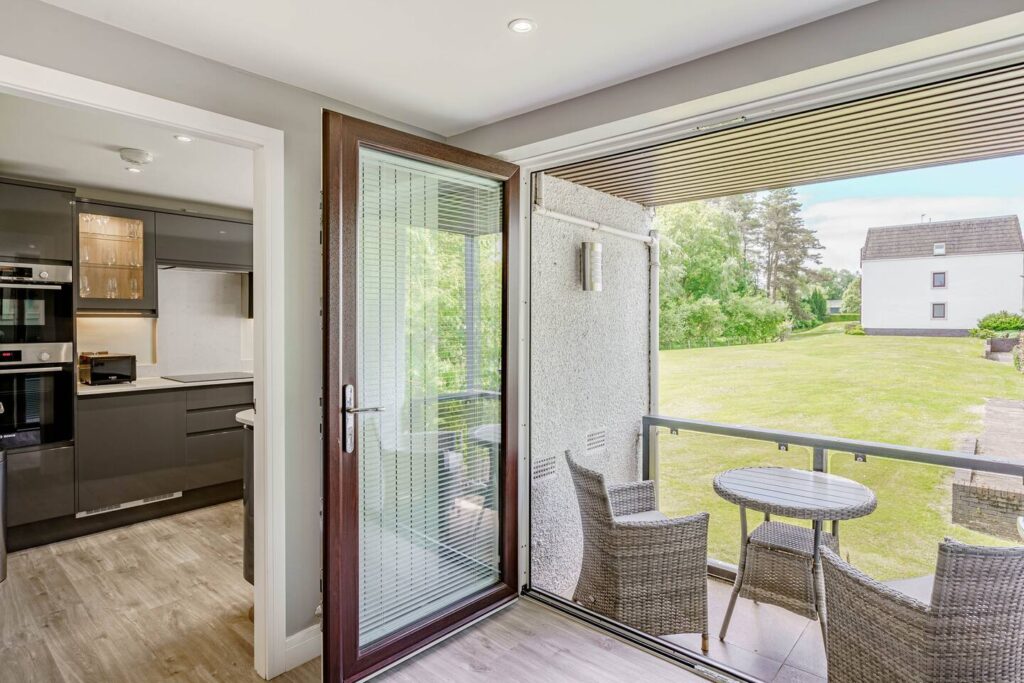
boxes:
[800,195,1024,271]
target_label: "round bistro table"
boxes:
[713,467,877,645]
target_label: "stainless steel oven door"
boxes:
[0,364,74,449]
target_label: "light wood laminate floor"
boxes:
[0,502,704,682]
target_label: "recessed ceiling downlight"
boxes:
[174,134,194,143]
[125,167,142,174]
[508,18,536,34]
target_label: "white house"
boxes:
[861,215,1024,335]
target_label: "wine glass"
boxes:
[81,244,91,263]
[80,275,91,297]
[106,277,118,299]
[129,278,140,300]
[105,247,116,266]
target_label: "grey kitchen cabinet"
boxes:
[76,201,158,315]
[77,391,186,511]
[184,430,245,490]
[0,178,75,263]
[182,384,253,490]
[155,212,252,270]
[6,445,75,526]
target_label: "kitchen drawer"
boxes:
[6,445,75,526]
[186,384,253,411]
[187,405,252,434]
[184,429,244,490]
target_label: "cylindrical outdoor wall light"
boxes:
[581,241,603,291]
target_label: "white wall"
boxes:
[1,0,437,638]
[862,252,1024,332]
[530,174,652,597]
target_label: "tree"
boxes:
[756,188,823,319]
[808,288,828,321]
[717,193,760,286]
[841,276,861,315]
[816,267,857,300]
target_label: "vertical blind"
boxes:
[357,148,504,647]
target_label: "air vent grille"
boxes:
[533,454,557,481]
[586,429,607,453]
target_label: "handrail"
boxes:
[641,414,1024,480]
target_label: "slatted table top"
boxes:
[713,467,877,521]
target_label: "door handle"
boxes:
[342,384,384,454]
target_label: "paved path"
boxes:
[978,398,1024,462]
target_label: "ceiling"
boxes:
[0,92,253,209]
[39,0,876,137]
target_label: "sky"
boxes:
[794,155,1024,272]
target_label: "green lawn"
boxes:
[657,323,1024,580]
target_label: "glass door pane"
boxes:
[356,147,503,647]
[78,212,146,302]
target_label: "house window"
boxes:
[932,303,947,319]
[933,242,946,255]
[932,272,946,288]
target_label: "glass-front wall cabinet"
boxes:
[76,203,157,314]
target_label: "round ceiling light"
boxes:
[125,167,142,174]
[174,134,194,143]
[508,18,536,34]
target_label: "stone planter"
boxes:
[988,337,1019,353]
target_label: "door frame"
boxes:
[321,111,520,683]
[0,55,290,678]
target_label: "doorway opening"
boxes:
[0,55,288,679]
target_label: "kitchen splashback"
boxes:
[156,268,252,376]
[76,269,252,377]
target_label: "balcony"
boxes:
[531,416,1024,682]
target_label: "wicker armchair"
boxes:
[821,539,1024,683]
[566,454,709,652]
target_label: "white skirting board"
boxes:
[284,624,322,672]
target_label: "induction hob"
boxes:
[162,372,253,383]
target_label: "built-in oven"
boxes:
[0,343,74,449]
[0,261,73,345]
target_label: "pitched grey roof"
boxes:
[862,215,1024,260]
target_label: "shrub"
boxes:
[1015,343,1024,373]
[845,323,866,336]
[977,310,1024,332]
[680,297,727,341]
[826,313,860,322]
[970,327,998,339]
[721,295,789,342]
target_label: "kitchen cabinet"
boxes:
[76,201,158,315]
[0,178,75,263]
[183,384,253,490]
[155,212,252,270]
[77,391,186,511]
[6,445,75,526]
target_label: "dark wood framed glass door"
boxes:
[322,111,519,683]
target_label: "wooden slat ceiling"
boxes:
[545,63,1024,206]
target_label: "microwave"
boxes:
[78,352,136,385]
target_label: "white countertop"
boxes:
[77,375,253,396]
[235,408,255,427]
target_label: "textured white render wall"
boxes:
[530,175,653,597]
[862,252,1024,331]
